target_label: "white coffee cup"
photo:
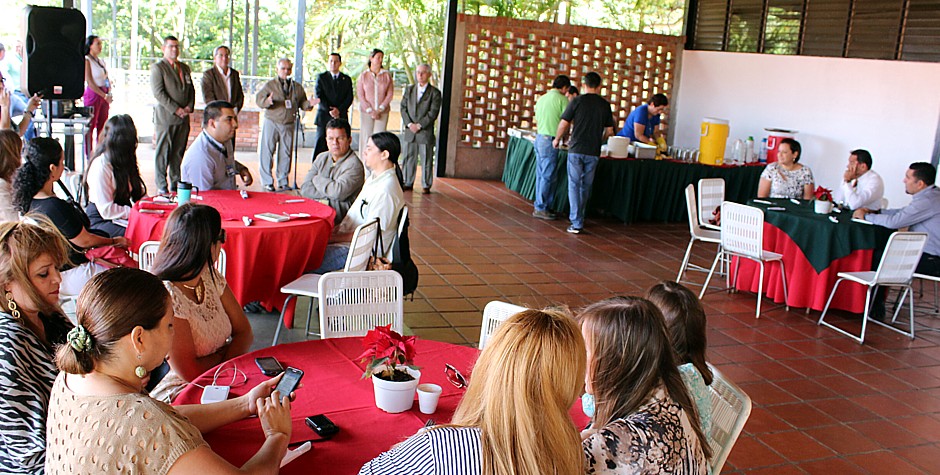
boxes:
[416,383,443,414]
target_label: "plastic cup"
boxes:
[416,383,442,414]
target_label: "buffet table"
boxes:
[125,190,335,310]
[731,199,893,313]
[174,338,480,474]
[503,135,765,223]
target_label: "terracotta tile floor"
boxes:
[401,176,940,474]
[125,144,940,473]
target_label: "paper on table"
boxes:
[753,199,773,205]
[281,441,311,467]
[852,218,874,225]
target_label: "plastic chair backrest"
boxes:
[698,178,725,228]
[706,364,752,474]
[138,240,227,277]
[872,232,927,284]
[397,206,409,239]
[138,241,160,272]
[720,202,764,260]
[479,301,529,350]
[343,218,381,272]
[318,270,404,339]
[685,185,706,238]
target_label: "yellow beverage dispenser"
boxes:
[699,118,729,165]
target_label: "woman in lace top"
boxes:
[758,138,814,200]
[149,204,253,402]
[46,268,292,475]
[579,297,710,475]
[648,281,714,435]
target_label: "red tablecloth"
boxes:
[126,190,335,310]
[732,222,875,313]
[174,338,480,474]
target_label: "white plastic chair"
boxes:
[697,178,725,231]
[318,270,403,339]
[271,218,381,345]
[479,301,528,350]
[677,184,722,283]
[913,272,940,314]
[137,239,226,276]
[700,202,789,319]
[706,364,752,474]
[818,232,927,344]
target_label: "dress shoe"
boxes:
[422,188,431,194]
[263,184,276,192]
[532,210,557,220]
[403,185,414,191]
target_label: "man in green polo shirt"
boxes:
[532,75,571,220]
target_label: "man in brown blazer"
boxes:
[150,35,195,193]
[202,45,244,152]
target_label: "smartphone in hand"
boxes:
[274,367,303,397]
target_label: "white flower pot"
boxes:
[371,366,421,413]
[814,200,833,214]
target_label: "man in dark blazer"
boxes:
[202,46,245,112]
[400,64,442,193]
[202,45,245,152]
[150,35,195,194]
[313,53,353,159]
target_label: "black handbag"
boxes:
[389,209,419,296]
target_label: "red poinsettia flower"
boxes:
[814,186,833,202]
[359,325,420,379]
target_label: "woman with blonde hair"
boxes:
[579,297,709,474]
[46,267,292,474]
[0,130,22,221]
[0,218,72,474]
[360,309,586,474]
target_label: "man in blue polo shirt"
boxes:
[617,93,668,144]
[531,75,571,220]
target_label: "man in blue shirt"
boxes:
[617,93,668,144]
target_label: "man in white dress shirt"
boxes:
[834,149,884,210]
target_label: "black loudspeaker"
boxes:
[23,6,86,100]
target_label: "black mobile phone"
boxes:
[274,367,303,396]
[305,414,339,439]
[255,357,284,376]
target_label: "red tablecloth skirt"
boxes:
[732,222,874,313]
[126,191,335,310]
[174,338,480,474]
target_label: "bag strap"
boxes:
[371,218,385,259]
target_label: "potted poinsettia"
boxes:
[359,325,422,413]
[814,186,834,214]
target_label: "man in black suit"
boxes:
[313,53,353,159]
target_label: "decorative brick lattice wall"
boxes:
[447,14,684,179]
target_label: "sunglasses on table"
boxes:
[444,363,467,389]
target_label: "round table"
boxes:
[174,338,480,474]
[731,198,893,313]
[126,190,336,310]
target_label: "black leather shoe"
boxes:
[263,185,276,192]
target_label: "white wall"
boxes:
[673,50,940,207]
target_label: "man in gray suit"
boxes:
[150,35,195,193]
[300,118,364,224]
[256,58,313,191]
[399,64,442,194]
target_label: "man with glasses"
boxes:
[256,58,313,192]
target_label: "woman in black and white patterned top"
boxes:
[579,297,710,475]
[757,138,815,200]
[0,218,73,474]
[359,309,586,475]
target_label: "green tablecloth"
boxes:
[502,136,765,223]
[748,198,893,273]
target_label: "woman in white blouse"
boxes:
[0,130,21,222]
[83,114,147,237]
[83,35,112,157]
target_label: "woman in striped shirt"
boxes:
[0,218,73,474]
[359,309,586,475]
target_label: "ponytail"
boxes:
[647,281,712,385]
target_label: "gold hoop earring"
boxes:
[5,292,20,321]
[134,353,147,379]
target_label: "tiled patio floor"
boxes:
[132,144,940,473]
